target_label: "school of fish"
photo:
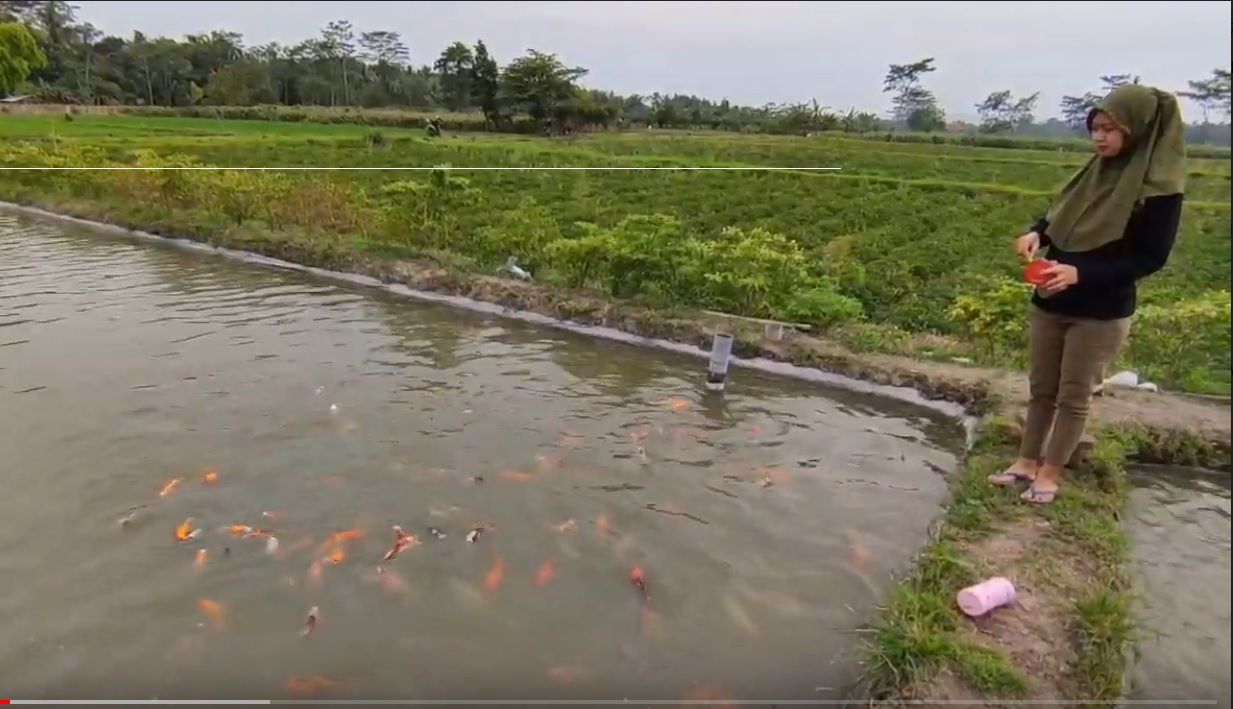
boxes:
[117,396,877,702]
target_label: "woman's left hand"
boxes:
[1041,263,1079,293]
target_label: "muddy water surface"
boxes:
[1128,466,1231,707]
[0,212,959,702]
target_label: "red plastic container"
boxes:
[1024,260,1053,286]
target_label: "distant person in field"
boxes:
[991,84,1187,504]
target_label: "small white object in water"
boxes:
[265,536,280,555]
[465,529,481,543]
[314,386,325,397]
[329,403,339,413]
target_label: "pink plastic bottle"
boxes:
[956,577,1017,617]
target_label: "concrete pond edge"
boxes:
[3,198,1230,704]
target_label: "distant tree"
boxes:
[1180,68,1232,124]
[1099,73,1140,91]
[907,103,946,132]
[469,40,500,127]
[433,41,473,113]
[0,21,46,95]
[319,20,356,105]
[1059,92,1100,131]
[976,90,1040,133]
[500,49,587,127]
[883,57,938,125]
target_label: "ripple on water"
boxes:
[0,211,961,700]
[1127,466,1231,706]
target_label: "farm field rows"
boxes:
[2,114,1229,394]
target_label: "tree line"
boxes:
[2,1,1230,143]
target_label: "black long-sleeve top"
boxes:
[1028,194,1183,320]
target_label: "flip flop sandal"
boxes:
[1021,485,1057,504]
[987,470,1035,486]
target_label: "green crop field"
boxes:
[2,113,1229,394]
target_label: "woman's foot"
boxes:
[988,458,1037,486]
[1021,477,1059,504]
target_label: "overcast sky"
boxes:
[76,1,1231,119]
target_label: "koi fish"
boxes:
[500,471,534,482]
[548,518,577,533]
[202,470,219,484]
[483,557,506,593]
[668,397,691,413]
[315,529,363,556]
[630,567,649,602]
[197,599,225,629]
[159,478,182,497]
[595,512,611,539]
[372,566,410,598]
[381,525,418,561]
[283,675,346,696]
[117,504,149,528]
[193,549,208,572]
[466,523,495,544]
[301,605,318,637]
[265,536,280,555]
[535,559,555,587]
[847,529,871,571]
[175,518,200,542]
[226,524,253,538]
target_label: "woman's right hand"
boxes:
[1015,231,1041,260]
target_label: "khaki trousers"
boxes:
[1018,305,1131,467]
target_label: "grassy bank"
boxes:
[861,414,1229,704]
[1,114,1230,703]
[2,115,1229,395]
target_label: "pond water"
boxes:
[1127,465,1231,708]
[0,211,959,702]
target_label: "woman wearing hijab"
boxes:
[988,84,1187,504]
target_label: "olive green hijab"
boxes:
[1044,85,1187,252]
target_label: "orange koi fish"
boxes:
[535,559,555,587]
[202,470,219,484]
[483,557,506,593]
[159,478,182,497]
[284,675,346,696]
[382,525,418,562]
[193,549,208,572]
[175,518,200,542]
[630,566,649,601]
[197,599,226,629]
